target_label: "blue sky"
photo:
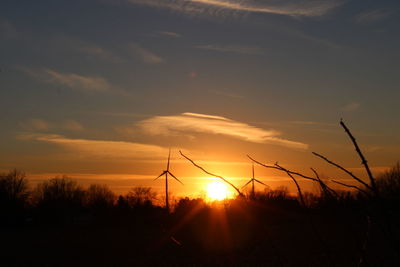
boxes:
[0,0,399,195]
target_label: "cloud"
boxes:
[194,44,264,55]
[20,119,51,131]
[341,102,361,112]
[44,69,113,92]
[63,120,84,131]
[137,112,308,149]
[54,35,123,63]
[74,42,123,63]
[158,31,182,38]
[355,8,393,24]
[129,43,164,64]
[126,0,344,17]
[18,133,168,160]
[20,67,115,92]
[20,119,85,132]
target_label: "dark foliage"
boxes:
[0,166,400,266]
[0,169,29,224]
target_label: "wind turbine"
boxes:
[242,163,268,198]
[155,149,183,212]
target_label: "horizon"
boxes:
[1,0,399,197]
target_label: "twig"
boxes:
[310,168,339,198]
[313,152,373,192]
[248,155,319,182]
[340,119,377,193]
[331,180,370,196]
[275,163,305,206]
[179,150,242,195]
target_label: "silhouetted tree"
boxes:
[126,187,157,208]
[376,162,400,200]
[85,184,116,210]
[0,169,29,223]
[33,176,86,223]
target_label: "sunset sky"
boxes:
[1,0,399,197]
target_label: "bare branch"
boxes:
[275,163,305,206]
[331,180,370,196]
[179,150,242,195]
[312,152,373,192]
[247,155,319,182]
[340,119,377,193]
[310,167,339,198]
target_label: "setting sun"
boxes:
[206,179,232,201]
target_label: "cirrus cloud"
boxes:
[126,0,344,18]
[18,133,168,160]
[137,112,308,149]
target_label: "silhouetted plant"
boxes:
[0,169,29,223]
[126,187,157,208]
[376,162,400,200]
[33,176,86,223]
[85,184,116,210]
[0,169,29,205]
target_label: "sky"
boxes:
[0,0,399,197]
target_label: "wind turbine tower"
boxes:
[155,149,183,212]
[242,163,268,198]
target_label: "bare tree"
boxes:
[86,184,116,210]
[0,169,29,205]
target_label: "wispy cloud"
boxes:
[194,44,264,55]
[355,8,394,24]
[54,35,123,63]
[126,0,344,18]
[63,120,84,131]
[20,119,51,131]
[129,43,164,64]
[137,112,308,149]
[341,102,361,112]
[44,69,113,92]
[20,67,116,92]
[18,133,168,160]
[158,31,182,38]
[20,119,85,132]
[74,42,123,63]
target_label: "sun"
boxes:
[206,179,231,201]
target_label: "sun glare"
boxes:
[206,179,231,201]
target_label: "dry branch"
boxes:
[179,150,242,195]
[248,155,340,197]
[275,163,305,206]
[247,155,319,182]
[312,152,372,192]
[310,168,339,198]
[331,180,370,196]
[340,119,377,193]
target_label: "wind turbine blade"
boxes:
[168,171,183,185]
[241,179,253,189]
[155,171,167,180]
[252,163,255,179]
[254,179,268,187]
[167,148,171,171]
